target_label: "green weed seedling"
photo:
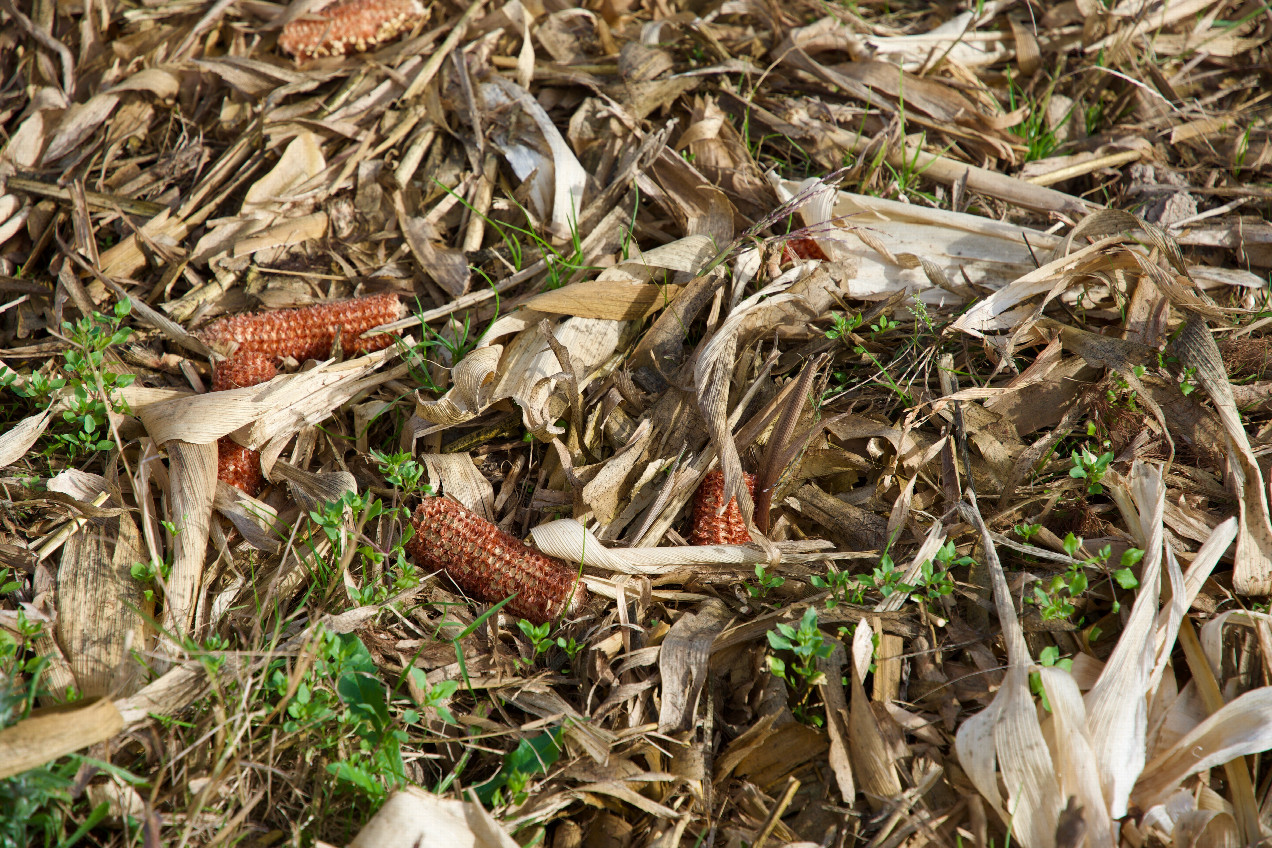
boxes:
[1070,444,1114,495]
[266,629,411,803]
[915,542,964,602]
[371,449,429,498]
[748,563,785,600]
[307,489,421,605]
[474,726,565,807]
[555,635,583,671]
[131,559,169,604]
[869,314,900,336]
[1029,533,1144,622]
[767,606,833,726]
[516,619,553,670]
[1014,522,1043,544]
[0,618,104,846]
[406,670,459,725]
[1028,645,1074,712]
[811,563,861,608]
[824,312,863,341]
[856,552,912,599]
[0,298,135,461]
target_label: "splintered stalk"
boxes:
[754,354,828,534]
[406,497,587,625]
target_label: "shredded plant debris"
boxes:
[1,0,1271,845]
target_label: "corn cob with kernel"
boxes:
[199,292,404,362]
[279,0,426,60]
[406,497,587,624]
[689,470,757,546]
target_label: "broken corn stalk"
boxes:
[200,292,404,362]
[279,0,426,60]
[406,497,587,625]
[689,470,757,545]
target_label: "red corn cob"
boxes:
[218,440,266,497]
[199,293,404,362]
[279,0,426,60]
[406,497,587,625]
[689,470,757,545]
[211,352,278,495]
[783,237,829,263]
[212,350,278,392]
[203,294,402,495]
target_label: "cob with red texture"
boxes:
[406,497,588,625]
[279,0,427,60]
[213,352,279,495]
[203,294,403,495]
[211,350,278,392]
[689,470,757,545]
[199,292,404,362]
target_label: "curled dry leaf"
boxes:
[956,461,1256,848]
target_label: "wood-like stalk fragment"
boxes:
[753,354,827,534]
[690,470,757,545]
[406,497,587,625]
[199,292,404,362]
[279,0,426,60]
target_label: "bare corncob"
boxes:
[406,497,587,624]
[212,350,278,392]
[218,440,266,496]
[279,0,426,59]
[689,470,757,545]
[203,294,402,495]
[199,292,404,362]
[211,353,278,495]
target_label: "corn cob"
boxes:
[203,294,402,494]
[279,0,426,60]
[783,237,829,263]
[406,497,587,624]
[689,470,757,545]
[212,350,278,392]
[199,292,404,362]
[218,439,266,497]
[212,352,279,495]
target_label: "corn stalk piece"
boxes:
[406,497,587,624]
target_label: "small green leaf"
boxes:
[1113,568,1139,589]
